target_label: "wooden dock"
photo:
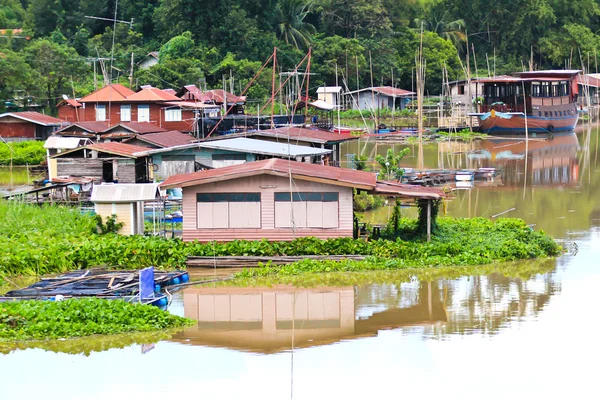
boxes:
[186,255,366,268]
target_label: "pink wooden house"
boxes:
[160,158,444,242]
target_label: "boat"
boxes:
[470,70,580,134]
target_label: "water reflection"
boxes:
[172,259,559,353]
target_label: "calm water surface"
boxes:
[2,127,600,399]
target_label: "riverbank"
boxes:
[0,298,195,341]
[0,201,561,283]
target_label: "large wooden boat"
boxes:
[471,70,580,134]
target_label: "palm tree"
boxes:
[272,0,316,49]
[415,11,467,52]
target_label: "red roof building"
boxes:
[124,131,196,148]
[0,112,67,140]
[344,86,415,112]
[176,85,246,115]
[161,158,444,242]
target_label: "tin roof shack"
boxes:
[91,183,161,235]
[160,158,445,242]
[344,86,415,111]
[52,142,153,184]
[145,137,331,180]
[0,112,66,141]
[44,136,93,180]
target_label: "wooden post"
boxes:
[427,199,431,242]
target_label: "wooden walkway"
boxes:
[186,255,366,268]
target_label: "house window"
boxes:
[274,192,339,228]
[96,105,106,121]
[165,108,182,122]
[458,85,465,95]
[120,105,131,122]
[196,193,261,229]
[138,105,150,122]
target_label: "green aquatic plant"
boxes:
[0,298,195,341]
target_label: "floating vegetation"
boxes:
[0,298,195,341]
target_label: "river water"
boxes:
[2,127,600,399]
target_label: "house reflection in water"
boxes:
[472,132,579,186]
[172,282,447,353]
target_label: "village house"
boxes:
[56,98,83,123]
[0,111,66,141]
[52,142,153,184]
[144,136,332,180]
[44,136,93,180]
[138,52,159,69]
[344,86,414,111]
[100,122,167,141]
[52,121,111,138]
[160,158,444,242]
[124,130,196,149]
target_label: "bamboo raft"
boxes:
[2,269,189,306]
[186,255,367,268]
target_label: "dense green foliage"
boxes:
[0,298,195,341]
[0,141,46,165]
[353,190,385,211]
[236,217,561,277]
[4,0,596,114]
[0,201,560,278]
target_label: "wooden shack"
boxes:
[91,183,161,235]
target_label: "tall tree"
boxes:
[271,0,316,49]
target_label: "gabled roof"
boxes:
[127,87,181,102]
[162,88,177,95]
[102,122,167,134]
[346,86,415,97]
[125,131,196,148]
[147,52,159,60]
[247,127,358,144]
[91,183,160,203]
[161,158,375,190]
[53,142,150,159]
[54,121,111,135]
[78,84,136,103]
[0,112,65,126]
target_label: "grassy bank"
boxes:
[0,201,561,280]
[0,298,195,341]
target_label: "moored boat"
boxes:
[471,70,580,134]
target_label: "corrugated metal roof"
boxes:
[102,122,167,134]
[0,112,66,126]
[162,88,177,95]
[249,127,358,144]
[91,183,160,203]
[163,101,221,110]
[317,86,342,93]
[44,136,92,149]
[55,121,111,134]
[197,137,332,157]
[56,99,82,107]
[127,87,181,102]
[128,131,196,148]
[79,84,136,103]
[177,85,245,104]
[372,181,445,200]
[161,158,376,189]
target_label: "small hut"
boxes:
[91,183,161,235]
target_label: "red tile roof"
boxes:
[161,158,377,189]
[79,84,136,103]
[128,131,196,148]
[127,87,181,102]
[103,122,167,134]
[0,112,65,126]
[247,127,358,144]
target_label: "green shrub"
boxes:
[0,141,46,166]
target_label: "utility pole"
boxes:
[129,51,134,88]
